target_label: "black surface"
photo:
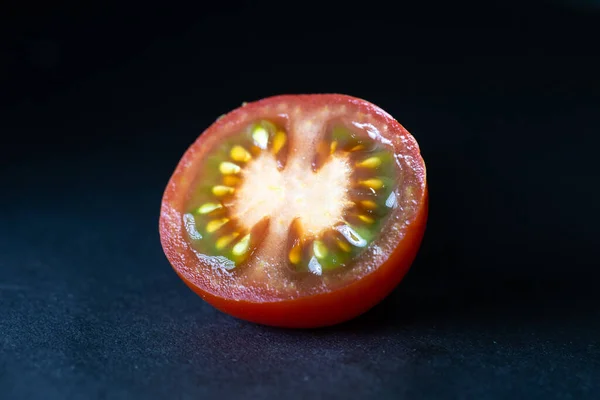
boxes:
[2,1,600,399]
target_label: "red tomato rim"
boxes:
[159,94,428,328]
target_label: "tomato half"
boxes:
[159,94,427,328]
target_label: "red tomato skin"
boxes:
[160,94,428,328]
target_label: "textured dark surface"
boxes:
[2,1,600,399]
[1,166,599,399]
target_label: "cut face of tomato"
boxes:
[160,94,427,328]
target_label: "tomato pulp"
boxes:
[159,94,428,328]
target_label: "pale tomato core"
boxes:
[232,153,353,238]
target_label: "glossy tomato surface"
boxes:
[160,94,427,328]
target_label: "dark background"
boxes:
[1,1,599,398]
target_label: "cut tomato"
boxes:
[159,94,428,328]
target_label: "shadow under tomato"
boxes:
[316,266,600,335]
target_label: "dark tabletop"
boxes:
[1,1,599,399]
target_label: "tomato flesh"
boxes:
[159,94,427,328]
